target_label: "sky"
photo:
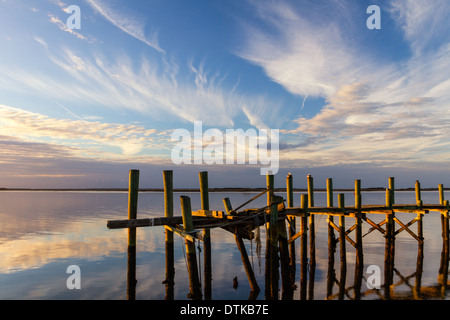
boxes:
[0,0,449,189]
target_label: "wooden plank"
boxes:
[327,218,340,233]
[164,225,205,242]
[108,217,181,229]
[393,217,423,244]
[287,229,305,244]
[233,189,268,212]
[235,235,260,293]
[363,217,386,235]
[345,224,357,236]
[192,209,225,219]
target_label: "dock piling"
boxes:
[162,170,174,300]
[222,197,260,294]
[299,194,308,300]
[354,180,363,299]
[326,178,336,299]
[199,171,212,300]
[180,195,202,300]
[106,170,450,300]
[307,174,316,300]
[337,193,346,300]
[127,169,139,300]
[286,173,296,282]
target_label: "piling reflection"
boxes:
[124,213,450,300]
[119,171,450,300]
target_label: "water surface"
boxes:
[0,190,448,300]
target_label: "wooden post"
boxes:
[162,170,174,300]
[354,179,363,300]
[338,193,346,300]
[286,173,296,282]
[265,174,279,299]
[223,198,233,214]
[439,184,444,205]
[354,180,363,254]
[439,185,448,261]
[286,173,294,208]
[267,174,274,206]
[277,183,293,299]
[384,188,395,299]
[415,213,424,299]
[199,171,212,300]
[278,217,293,300]
[300,194,308,300]
[180,196,202,300]
[389,177,395,204]
[386,188,392,209]
[415,180,422,207]
[224,197,260,294]
[127,169,139,300]
[307,174,316,300]
[269,189,279,299]
[326,178,336,299]
[235,234,260,294]
[439,193,449,294]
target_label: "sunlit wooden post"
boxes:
[199,171,212,300]
[389,177,395,205]
[326,178,336,299]
[180,196,202,300]
[300,194,308,300]
[438,183,449,294]
[338,193,346,300]
[223,197,260,294]
[127,169,139,300]
[415,180,422,207]
[286,173,296,281]
[162,170,174,300]
[354,179,363,299]
[265,174,279,299]
[307,174,316,299]
[384,188,395,299]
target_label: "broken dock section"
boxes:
[107,170,450,300]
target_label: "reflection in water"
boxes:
[131,210,450,300]
[0,191,449,300]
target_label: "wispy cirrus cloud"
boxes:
[237,0,450,168]
[0,42,279,129]
[389,0,450,55]
[47,0,94,42]
[0,105,167,158]
[85,0,164,53]
[236,1,364,98]
[48,12,90,41]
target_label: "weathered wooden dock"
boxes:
[107,170,450,300]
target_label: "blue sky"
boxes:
[0,0,449,189]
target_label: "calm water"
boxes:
[0,190,448,300]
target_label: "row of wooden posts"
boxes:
[107,170,450,300]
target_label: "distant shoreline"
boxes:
[0,187,447,192]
